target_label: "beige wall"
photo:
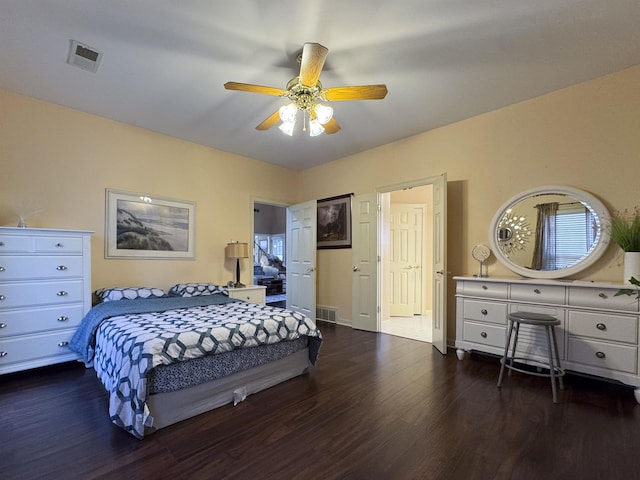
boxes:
[0,89,297,292]
[3,64,640,344]
[298,65,640,342]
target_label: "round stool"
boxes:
[497,311,565,403]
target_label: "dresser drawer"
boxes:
[567,311,638,344]
[33,236,84,254]
[228,287,266,305]
[567,337,637,374]
[461,281,508,299]
[510,284,566,304]
[463,321,505,348]
[569,286,639,312]
[0,280,84,308]
[463,299,507,324]
[0,304,84,336]
[0,234,33,252]
[0,256,84,281]
[0,329,78,366]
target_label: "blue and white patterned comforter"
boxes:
[69,295,322,439]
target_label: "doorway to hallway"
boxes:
[253,202,287,307]
[380,185,433,343]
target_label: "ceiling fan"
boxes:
[224,42,388,136]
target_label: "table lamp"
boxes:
[226,241,249,288]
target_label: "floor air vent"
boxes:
[68,40,102,73]
[316,305,338,323]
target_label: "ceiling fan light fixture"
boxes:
[313,104,333,125]
[279,121,295,136]
[278,103,297,123]
[309,118,325,137]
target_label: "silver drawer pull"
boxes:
[598,292,607,299]
[57,291,68,296]
[533,288,541,294]
[596,323,607,331]
[58,341,69,347]
[482,285,488,290]
[55,242,64,248]
[0,295,5,301]
[480,331,487,338]
[0,352,7,357]
[57,316,69,322]
[0,266,5,272]
[595,351,606,359]
[0,323,6,328]
[481,309,488,315]
[56,265,68,271]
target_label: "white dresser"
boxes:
[227,285,267,305]
[0,227,92,374]
[455,276,640,401]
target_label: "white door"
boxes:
[431,174,447,354]
[390,205,424,317]
[286,200,316,319]
[351,193,379,331]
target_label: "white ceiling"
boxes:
[2,1,640,171]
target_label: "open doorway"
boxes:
[253,202,287,307]
[380,185,434,343]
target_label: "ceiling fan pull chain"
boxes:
[303,110,307,132]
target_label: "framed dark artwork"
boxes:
[317,193,352,249]
[105,189,195,259]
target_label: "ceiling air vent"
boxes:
[67,40,102,73]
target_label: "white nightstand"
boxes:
[227,285,266,305]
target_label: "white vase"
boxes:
[623,252,640,284]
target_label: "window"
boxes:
[254,234,285,264]
[553,204,596,269]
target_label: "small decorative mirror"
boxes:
[489,185,610,279]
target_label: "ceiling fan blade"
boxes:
[324,85,388,101]
[299,43,328,87]
[224,82,285,97]
[323,118,341,135]
[256,110,282,131]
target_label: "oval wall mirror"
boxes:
[488,185,610,279]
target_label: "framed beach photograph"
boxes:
[105,189,195,259]
[317,193,352,249]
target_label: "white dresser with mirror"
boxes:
[455,276,640,401]
[456,185,640,402]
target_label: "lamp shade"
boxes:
[226,242,248,259]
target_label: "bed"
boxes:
[69,284,322,439]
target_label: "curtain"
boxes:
[531,202,559,270]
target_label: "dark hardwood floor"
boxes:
[2,322,640,480]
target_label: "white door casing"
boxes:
[372,174,447,353]
[431,174,447,354]
[286,200,317,319]
[351,193,379,332]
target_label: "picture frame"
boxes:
[105,189,195,259]
[317,193,352,249]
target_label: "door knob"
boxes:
[353,266,360,272]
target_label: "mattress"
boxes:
[148,336,309,393]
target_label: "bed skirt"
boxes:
[145,347,310,433]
